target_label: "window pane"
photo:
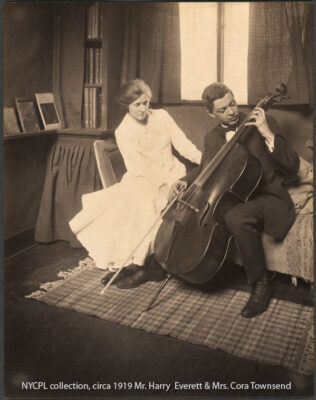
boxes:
[223,2,249,104]
[179,2,218,100]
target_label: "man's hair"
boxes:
[116,79,152,107]
[202,83,233,113]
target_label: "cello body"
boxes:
[154,143,262,284]
[154,85,289,286]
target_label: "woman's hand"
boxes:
[159,183,170,201]
[168,180,187,201]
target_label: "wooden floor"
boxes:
[4,241,314,399]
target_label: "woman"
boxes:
[69,79,201,287]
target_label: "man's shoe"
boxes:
[116,262,166,289]
[241,274,272,318]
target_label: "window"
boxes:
[179,2,249,103]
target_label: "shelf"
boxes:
[83,3,106,129]
[85,38,101,43]
[85,39,102,48]
[56,128,114,139]
[84,83,102,88]
[3,130,57,141]
[3,128,115,142]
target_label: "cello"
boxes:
[153,84,289,287]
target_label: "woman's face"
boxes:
[128,93,150,122]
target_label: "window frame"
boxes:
[178,2,248,105]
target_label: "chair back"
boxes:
[93,140,127,188]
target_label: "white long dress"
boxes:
[69,109,201,270]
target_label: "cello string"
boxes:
[179,100,265,203]
[191,103,265,189]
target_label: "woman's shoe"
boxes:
[100,264,141,286]
[116,262,166,289]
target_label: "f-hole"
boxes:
[200,202,212,228]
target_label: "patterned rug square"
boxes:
[26,258,314,376]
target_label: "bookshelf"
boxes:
[83,3,107,129]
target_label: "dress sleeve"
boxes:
[115,128,165,189]
[162,110,202,165]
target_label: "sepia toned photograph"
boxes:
[2,1,314,399]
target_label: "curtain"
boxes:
[53,4,85,128]
[120,3,140,85]
[248,2,312,105]
[284,2,313,105]
[35,137,102,246]
[52,4,65,127]
[120,2,181,103]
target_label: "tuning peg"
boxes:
[275,83,287,95]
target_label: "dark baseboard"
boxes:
[4,227,37,260]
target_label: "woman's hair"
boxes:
[202,83,232,113]
[116,79,152,107]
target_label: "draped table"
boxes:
[35,129,114,247]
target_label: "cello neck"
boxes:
[193,99,267,188]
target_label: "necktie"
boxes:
[223,124,237,133]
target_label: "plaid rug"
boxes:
[26,258,314,376]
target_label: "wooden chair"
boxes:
[93,139,127,188]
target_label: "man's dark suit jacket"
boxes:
[185,113,300,240]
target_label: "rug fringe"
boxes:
[299,320,314,375]
[57,257,95,279]
[25,257,96,299]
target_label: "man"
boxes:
[170,83,299,318]
[103,83,299,319]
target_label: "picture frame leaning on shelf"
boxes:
[15,98,42,133]
[3,107,21,135]
[35,93,62,130]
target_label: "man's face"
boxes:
[210,92,239,126]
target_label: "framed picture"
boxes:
[15,98,41,133]
[3,107,21,135]
[35,93,62,130]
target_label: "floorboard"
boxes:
[3,241,314,398]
